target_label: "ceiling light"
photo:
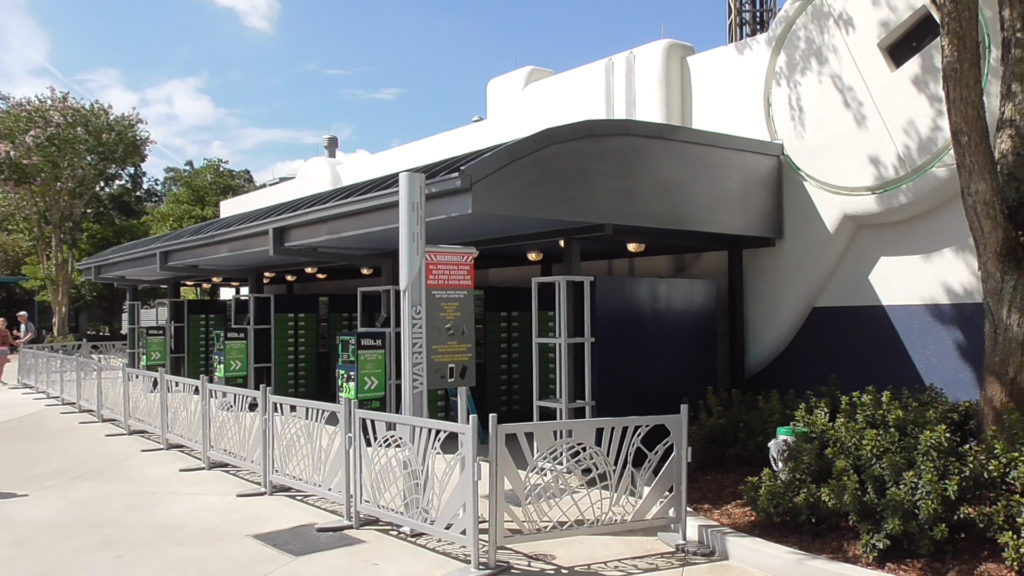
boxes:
[184,281,195,286]
[230,281,240,287]
[263,271,276,278]
[315,272,328,279]
[211,276,223,283]
[360,266,374,276]
[626,242,646,254]
[285,274,298,282]
[201,283,211,289]
[304,266,318,274]
[263,277,270,284]
[526,250,544,262]
[558,239,565,248]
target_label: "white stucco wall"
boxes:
[682,0,1001,372]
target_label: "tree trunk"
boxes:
[936,0,1024,432]
[52,246,74,339]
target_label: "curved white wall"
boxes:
[683,0,1001,373]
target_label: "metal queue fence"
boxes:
[15,348,692,574]
[268,394,352,518]
[353,409,484,570]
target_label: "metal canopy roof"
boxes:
[80,119,784,284]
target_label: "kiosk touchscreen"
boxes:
[336,331,386,411]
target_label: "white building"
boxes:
[83,0,998,407]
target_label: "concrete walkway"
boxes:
[0,358,778,576]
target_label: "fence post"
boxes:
[265,388,275,497]
[468,413,481,571]
[487,413,499,569]
[159,368,169,449]
[353,407,363,530]
[260,385,270,495]
[58,356,65,403]
[121,365,131,433]
[200,376,211,470]
[95,363,104,423]
[75,358,83,412]
[342,397,352,522]
[680,403,689,545]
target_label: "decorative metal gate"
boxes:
[268,395,352,517]
[354,409,483,571]
[487,409,687,566]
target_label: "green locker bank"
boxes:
[473,287,555,424]
[273,295,318,399]
[185,300,226,380]
[274,294,358,401]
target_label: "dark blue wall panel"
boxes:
[747,303,982,401]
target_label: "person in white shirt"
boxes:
[12,311,35,348]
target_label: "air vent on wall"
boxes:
[879,5,941,71]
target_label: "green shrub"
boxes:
[742,386,979,563]
[968,410,1024,571]
[688,386,803,471]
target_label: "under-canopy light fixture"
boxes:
[360,266,374,276]
[315,272,328,279]
[263,271,276,278]
[263,277,270,284]
[558,239,565,248]
[304,266,318,274]
[211,276,223,283]
[626,242,646,254]
[184,281,195,286]
[526,250,544,263]
[201,283,211,290]
[285,274,298,282]
[230,281,240,287]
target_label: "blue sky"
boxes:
[0,0,770,184]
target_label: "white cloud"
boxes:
[341,88,406,101]
[298,62,357,76]
[210,0,281,33]
[0,0,56,96]
[0,0,334,180]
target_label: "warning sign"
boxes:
[425,248,476,389]
[426,251,475,289]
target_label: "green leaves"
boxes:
[0,87,153,337]
[742,386,981,563]
[145,157,254,235]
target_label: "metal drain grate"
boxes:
[251,523,364,557]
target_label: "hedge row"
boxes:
[689,385,1024,568]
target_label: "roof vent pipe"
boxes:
[322,134,339,158]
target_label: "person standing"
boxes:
[0,318,15,384]
[12,311,35,349]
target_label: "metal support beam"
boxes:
[728,247,746,389]
[268,228,388,266]
[156,251,203,276]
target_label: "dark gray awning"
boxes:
[80,119,783,284]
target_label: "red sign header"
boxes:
[425,251,475,289]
